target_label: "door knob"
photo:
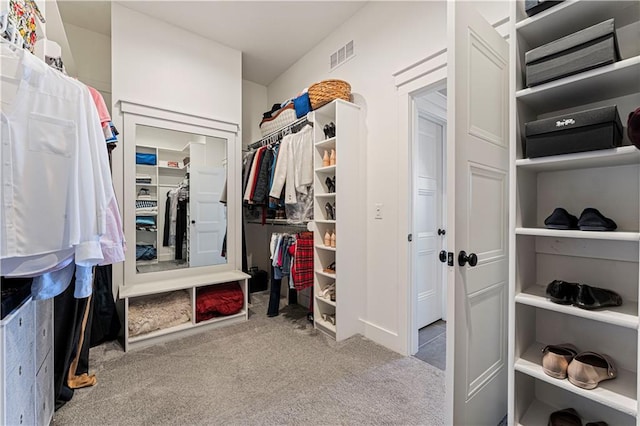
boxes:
[439,250,447,263]
[437,228,446,236]
[191,220,196,224]
[458,251,478,267]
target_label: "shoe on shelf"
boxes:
[325,176,335,193]
[330,231,336,248]
[322,313,336,325]
[545,280,579,305]
[324,230,332,246]
[577,208,617,231]
[548,408,582,426]
[544,208,578,230]
[323,124,331,139]
[574,284,622,310]
[567,351,617,390]
[323,150,330,167]
[319,282,336,300]
[542,343,578,379]
[330,149,336,166]
[323,261,336,274]
[325,202,335,220]
[545,280,622,310]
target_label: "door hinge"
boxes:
[408,233,413,242]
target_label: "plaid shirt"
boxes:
[293,232,314,291]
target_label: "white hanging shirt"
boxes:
[0,44,114,277]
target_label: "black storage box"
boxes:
[1,277,32,320]
[524,105,623,158]
[525,18,620,87]
[525,0,563,17]
[248,267,268,293]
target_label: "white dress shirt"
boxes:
[1,44,116,288]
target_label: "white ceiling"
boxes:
[58,1,367,86]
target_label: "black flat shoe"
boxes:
[546,280,623,310]
[548,408,581,426]
[577,208,617,231]
[323,124,331,139]
[575,284,622,310]
[544,208,578,230]
[546,280,579,305]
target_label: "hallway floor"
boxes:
[414,320,446,370]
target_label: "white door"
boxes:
[446,3,509,425]
[415,112,444,329]
[189,166,227,267]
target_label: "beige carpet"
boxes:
[53,292,445,425]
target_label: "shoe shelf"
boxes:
[516,392,636,426]
[315,193,336,199]
[515,0,640,43]
[315,165,336,174]
[315,315,336,334]
[315,270,336,279]
[312,100,364,342]
[515,56,640,111]
[515,146,640,172]
[315,137,336,150]
[316,296,336,308]
[510,0,640,422]
[515,228,640,241]
[514,342,637,416]
[515,285,638,330]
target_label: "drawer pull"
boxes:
[20,414,23,424]
[19,365,22,375]
[43,329,46,336]
[19,318,22,326]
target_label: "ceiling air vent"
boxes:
[330,40,355,70]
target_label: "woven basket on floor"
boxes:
[308,79,351,110]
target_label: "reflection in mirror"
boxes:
[135,125,228,273]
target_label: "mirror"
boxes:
[134,124,228,273]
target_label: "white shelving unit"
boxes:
[120,270,249,351]
[135,144,191,266]
[312,100,365,341]
[509,1,640,425]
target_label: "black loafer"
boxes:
[546,280,579,304]
[577,208,617,231]
[575,284,622,310]
[548,408,581,426]
[544,208,578,230]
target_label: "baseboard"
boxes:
[361,319,407,355]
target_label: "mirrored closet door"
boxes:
[120,102,241,292]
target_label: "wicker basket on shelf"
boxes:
[308,79,351,109]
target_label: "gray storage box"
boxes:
[524,105,623,158]
[525,0,563,17]
[525,18,620,87]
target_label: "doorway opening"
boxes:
[410,82,447,370]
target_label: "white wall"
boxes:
[111,3,241,124]
[111,2,242,291]
[64,23,112,109]
[242,79,268,148]
[268,1,448,353]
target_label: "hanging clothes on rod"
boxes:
[0,39,125,299]
[243,121,314,223]
[266,231,314,317]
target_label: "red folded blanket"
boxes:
[196,282,244,323]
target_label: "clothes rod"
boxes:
[248,115,313,150]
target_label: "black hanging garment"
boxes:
[89,264,120,346]
[53,269,89,409]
